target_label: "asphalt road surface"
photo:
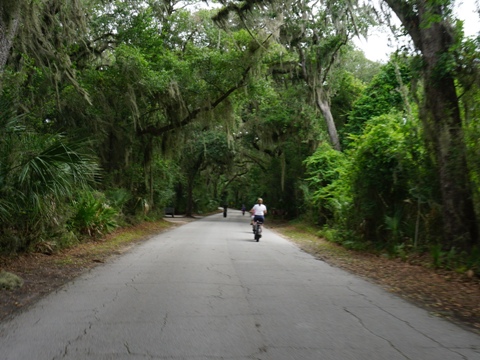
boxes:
[0,210,479,360]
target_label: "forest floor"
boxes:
[0,217,479,335]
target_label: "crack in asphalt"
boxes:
[160,312,168,334]
[343,306,411,359]
[206,265,233,280]
[346,286,470,360]
[54,321,93,360]
[124,341,132,354]
[51,289,121,359]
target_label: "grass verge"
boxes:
[53,220,175,266]
[269,221,354,263]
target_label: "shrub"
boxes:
[67,192,118,239]
[0,271,24,290]
[303,142,351,226]
[345,112,433,248]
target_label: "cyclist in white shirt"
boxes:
[250,198,267,227]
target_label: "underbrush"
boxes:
[52,219,174,266]
[271,219,480,277]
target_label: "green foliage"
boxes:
[430,245,457,270]
[304,110,437,251]
[67,192,118,239]
[340,47,382,83]
[346,113,428,247]
[0,101,101,252]
[51,231,80,251]
[330,70,366,130]
[0,0,477,273]
[384,209,404,244]
[151,158,180,210]
[430,244,480,274]
[229,72,322,216]
[64,5,261,220]
[457,36,480,230]
[1,0,89,100]
[0,271,24,290]
[389,243,408,261]
[343,59,412,141]
[464,247,480,274]
[303,142,350,226]
[105,188,131,212]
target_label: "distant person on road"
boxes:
[250,198,267,227]
[241,204,246,215]
[223,204,228,218]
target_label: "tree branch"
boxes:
[138,66,251,137]
[382,0,422,50]
[222,169,250,189]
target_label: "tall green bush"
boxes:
[304,112,440,251]
[345,112,436,250]
[303,142,350,226]
[0,105,101,253]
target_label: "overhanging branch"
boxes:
[138,66,251,137]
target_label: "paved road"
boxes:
[0,210,479,360]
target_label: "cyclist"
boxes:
[250,198,267,231]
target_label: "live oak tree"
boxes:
[383,0,478,249]
[0,0,89,93]
[278,0,374,151]
[0,2,19,71]
[213,0,375,151]
[76,3,269,211]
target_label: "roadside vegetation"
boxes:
[0,1,479,289]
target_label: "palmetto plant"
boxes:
[0,104,100,252]
[67,192,118,239]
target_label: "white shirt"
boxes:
[252,204,267,216]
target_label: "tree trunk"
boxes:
[185,175,194,217]
[422,39,478,249]
[384,0,478,248]
[315,88,341,151]
[0,4,20,76]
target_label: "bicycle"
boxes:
[253,219,263,242]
